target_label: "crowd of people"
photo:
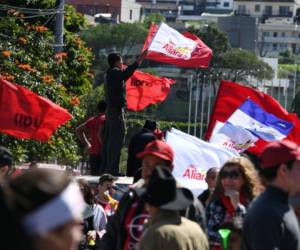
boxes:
[1,51,300,250]
[1,137,300,250]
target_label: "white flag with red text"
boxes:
[143,23,212,68]
[166,128,238,196]
[148,23,197,60]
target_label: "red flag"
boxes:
[126,70,175,111]
[0,79,72,141]
[143,23,212,68]
[205,80,300,154]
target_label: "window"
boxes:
[273,32,278,37]
[281,32,285,37]
[273,43,278,50]
[223,2,229,7]
[264,43,270,48]
[279,6,290,15]
[206,2,217,6]
[129,10,132,20]
[263,31,270,37]
[280,43,287,48]
[264,6,272,15]
[255,5,260,12]
[238,5,246,14]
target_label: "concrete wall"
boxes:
[218,16,257,52]
[120,0,141,22]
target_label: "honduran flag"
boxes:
[209,121,258,153]
[228,99,294,141]
[206,80,300,154]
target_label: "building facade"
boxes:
[232,0,300,56]
[258,17,300,56]
[120,0,142,22]
[233,0,297,19]
[66,0,141,22]
[218,15,257,52]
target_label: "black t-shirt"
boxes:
[105,62,138,110]
[242,186,300,250]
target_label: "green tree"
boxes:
[222,48,273,82]
[143,13,165,28]
[279,49,297,64]
[292,89,300,117]
[0,2,93,164]
[80,22,147,83]
[187,23,273,92]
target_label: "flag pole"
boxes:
[284,71,288,110]
[207,76,212,130]
[187,75,193,134]
[293,61,298,99]
[194,71,200,136]
[200,74,205,139]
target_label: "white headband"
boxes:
[23,182,85,236]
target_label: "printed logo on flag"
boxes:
[130,77,152,87]
[228,99,294,141]
[166,128,238,196]
[162,41,194,60]
[209,121,258,153]
[148,23,197,60]
[222,139,254,152]
[182,164,206,181]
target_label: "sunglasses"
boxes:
[220,170,241,179]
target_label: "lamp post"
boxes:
[54,0,65,53]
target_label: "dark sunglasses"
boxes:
[220,170,241,179]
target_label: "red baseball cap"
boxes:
[137,140,174,163]
[260,140,300,168]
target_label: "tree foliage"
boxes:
[292,89,300,117]
[279,49,297,64]
[80,22,147,83]
[143,13,165,29]
[0,3,93,164]
[187,23,273,91]
[222,49,274,81]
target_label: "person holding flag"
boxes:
[101,50,148,175]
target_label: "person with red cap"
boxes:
[98,140,206,250]
[242,140,300,250]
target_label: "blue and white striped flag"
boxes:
[227,99,294,141]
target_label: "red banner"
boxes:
[143,24,212,68]
[0,79,72,141]
[126,70,175,111]
[205,80,300,154]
